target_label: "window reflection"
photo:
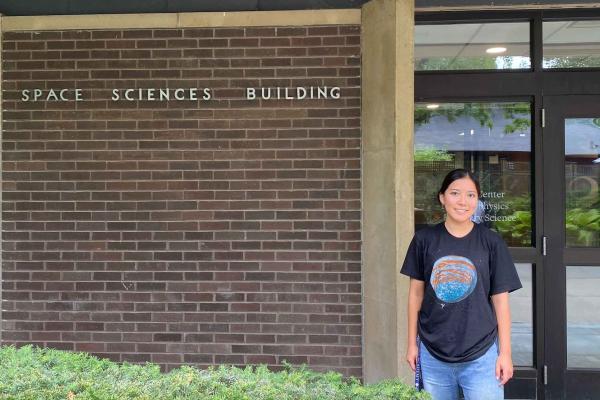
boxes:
[567,266,600,368]
[544,21,600,69]
[415,22,531,71]
[512,263,533,366]
[414,102,533,247]
[565,118,600,247]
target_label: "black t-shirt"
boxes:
[401,222,522,363]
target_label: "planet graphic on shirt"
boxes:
[430,256,477,303]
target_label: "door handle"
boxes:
[542,235,548,256]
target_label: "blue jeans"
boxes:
[419,341,504,400]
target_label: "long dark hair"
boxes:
[437,169,481,204]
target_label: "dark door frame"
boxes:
[543,95,600,400]
[415,8,600,400]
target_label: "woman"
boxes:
[401,169,522,400]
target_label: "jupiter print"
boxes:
[430,256,477,303]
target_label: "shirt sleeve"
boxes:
[400,235,425,281]
[489,234,522,295]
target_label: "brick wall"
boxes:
[1,25,362,376]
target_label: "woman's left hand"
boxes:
[495,352,514,386]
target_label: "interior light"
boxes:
[426,104,440,109]
[486,47,507,54]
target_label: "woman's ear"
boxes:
[438,193,445,207]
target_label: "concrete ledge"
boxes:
[1,9,361,31]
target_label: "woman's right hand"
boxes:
[406,343,419,372]
[406,279,424,373]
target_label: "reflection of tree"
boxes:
[544,56,600,69]
[416,56,497,71]
[566,185,600,247]
[415,103,530,134]
[503,103,530,134]
[499,55,531,69]
[414,148,454,162]
[494,195,533,247]
[417,54,531,71]
[496,211,532,246]
[566,209,600,246]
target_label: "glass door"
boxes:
[543,95,600,400]
[413,100,539,398]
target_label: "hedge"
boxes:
[0,346,430,400]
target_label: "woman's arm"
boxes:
[492,292,513,385]
[406,278,425,371]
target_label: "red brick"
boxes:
[2,22,362,378]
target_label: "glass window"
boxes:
[544,20,600,69]
[565,118,600,247]
[512,263,533,366]
[414,101,533,247]
[415,22,531,71]
[567,266,600,368]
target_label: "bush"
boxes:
[0,346,430,400]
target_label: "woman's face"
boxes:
[439,177,478,225]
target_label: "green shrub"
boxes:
[0,346,430,400]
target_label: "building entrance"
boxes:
[415,9,600,400]
[543,95,600,400]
